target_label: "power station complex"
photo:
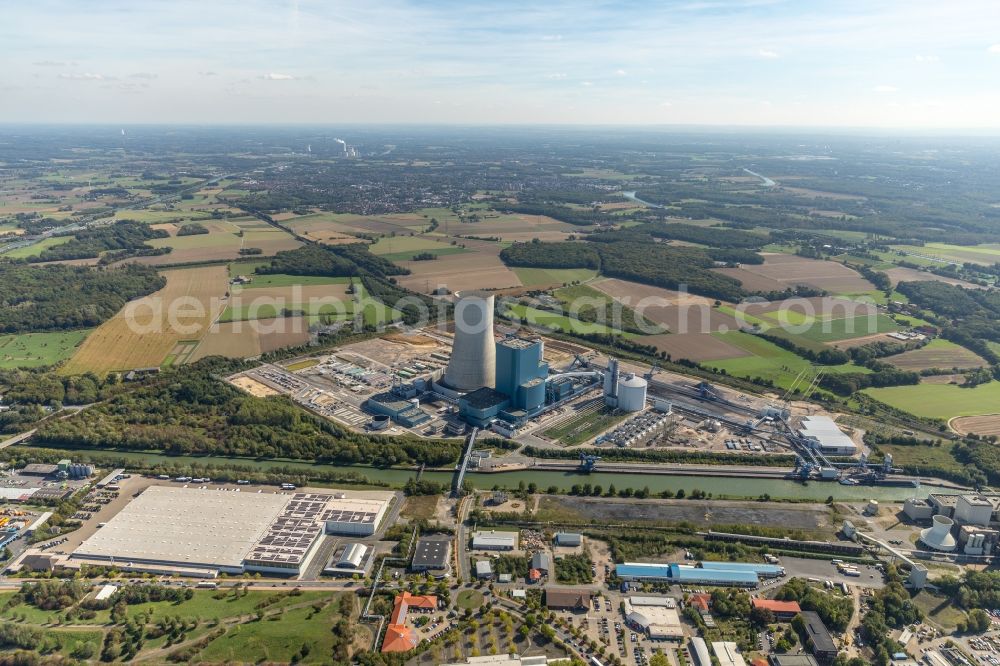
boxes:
[366,291,648,433]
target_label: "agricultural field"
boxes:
[707,331,868,392]
[863,381,1000,421]
[884,266,988,290]
[221,280,355,322]
[0,330,91,369]
[396,239,521,294]
[885,339,986,371]
[130,218,301,266]
[61,265,229,374]
[189,317,313,361]
[714,253,874,294]
[592,278,739,334]
[637,332,751,362]
[368,234,469,261]
[504,303,622,336]
[512,267,598,288]
[950,414,1000,437]
[889,242,1000,266]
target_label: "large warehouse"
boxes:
[797,416,857,456]
[71,486,392,577]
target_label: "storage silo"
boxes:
[616,373,647,412]
[443,291,496,391]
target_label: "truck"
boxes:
[156,475,170,480]
[280,483,296,490]
[196,581,218,589]
[236,479,250,485]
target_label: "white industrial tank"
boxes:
[443,291,496,390]
[616,373,647,412]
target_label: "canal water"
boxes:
[31,446,952,502]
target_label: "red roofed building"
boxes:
[689,593,712,612]
[381,592,438,653]
[751,597,801,620]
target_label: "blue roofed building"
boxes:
[699,561,785,578]
[615,562,762,587]
[495,337,549,412]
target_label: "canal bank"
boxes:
[16,444,961,502]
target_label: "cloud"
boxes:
[914,54,939,63]
[614,69,627,76]
[989,44,1000,54]
[33,60,76,67]
[660,101,673,108]
[130,72,158,79]
[757,48,779,59]
[580,81,593,86]
[58,72,108,80]
[198,71,219,77]
[545,73,567,80]
[260,72,298,80]
[541,34,562,41]
[873,84,899,93]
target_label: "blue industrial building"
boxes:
[699,561,785,578]
[614,562,765,587]
[494,337,549,411]
[365,392,432,428]
[458,387,511,428]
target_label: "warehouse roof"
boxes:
[412,536,451,570]
[472,530,518,548]
[798,416,857,453]
[73,486,289,569]
[700,561,784,575]
[462,387,510,410]
[616,562,760,585]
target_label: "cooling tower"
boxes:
[920,514,957,552]
[444,291,496,391]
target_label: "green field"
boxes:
[220,303,354,322]
[2,236,72,259]
[552,283,664,334]
[368,235,466,257]
[229,259,271,277]
[195,597,348,664]
[890,242,1000,266]
[514,267,599,287]
[0,330,91,368]
[505,304,626,336]
[762,313,901,350]
[239,274,351,288]
[863,381,1000,420]
[115,208,213,223]
[710,331,868,392]
[543,405,631,445]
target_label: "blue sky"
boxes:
[2,0,1000,126]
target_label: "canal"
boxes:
[26,445,955,502]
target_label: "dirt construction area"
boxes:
[62,265,230,374]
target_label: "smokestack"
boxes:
[444,291,496,391]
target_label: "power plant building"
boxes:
[444,292,496,391]
[495,337,548,412]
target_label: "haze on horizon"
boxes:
[3,0,1000,128]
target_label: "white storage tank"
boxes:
[616,373,647,412]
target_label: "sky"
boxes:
[2,0,1000,127]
